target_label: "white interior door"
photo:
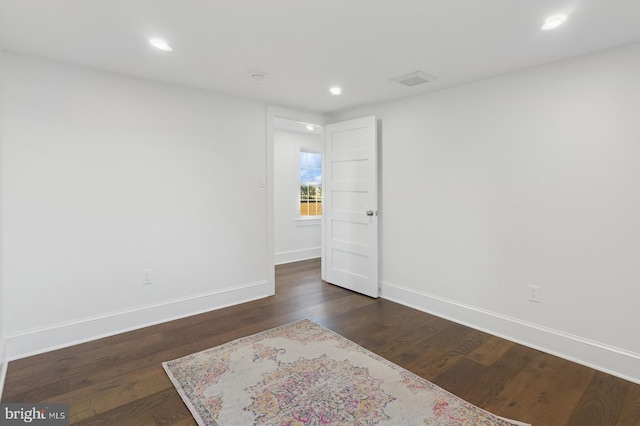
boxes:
[323,116,378,298]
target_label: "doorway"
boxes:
[273,118,324,265]
[266,107,325,295]
[267,109,379,299]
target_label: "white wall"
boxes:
[2,52,270,358]
[331,43,640,383]
[274,128,322,264]
[0,48,6,394]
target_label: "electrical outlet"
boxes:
[143,269,152,285]
[528,285,540,303]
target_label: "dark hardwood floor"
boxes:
[2,258,639,425]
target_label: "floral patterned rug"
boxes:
[163,319,529,425]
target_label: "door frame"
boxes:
[266,106,325,295]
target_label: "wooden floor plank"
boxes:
[617,383,640,426]
[483,352,584,425]
[42,365,173,423]
[566,371,631,426]
[73,389,177,426]
[400,327,482,381]
[467,335,516,367]
[2,258,639,426]
[437,343,538,410]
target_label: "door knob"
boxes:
[366,210,374,216]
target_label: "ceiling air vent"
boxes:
[390,71,436,87]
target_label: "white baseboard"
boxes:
[5,280,270,361]
[380,280,640,385]
[275,247,321,265]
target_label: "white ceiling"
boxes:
[1,0,639,114]
[275,117,322,134]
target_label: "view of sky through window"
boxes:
[300,151,322,216]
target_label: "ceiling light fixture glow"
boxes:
[306,124,315,131]
[330,87,342,95]
[149,38,173,51]
[541,15,567,31]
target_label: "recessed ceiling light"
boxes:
[306,125,315,131]
[149,38,173,52]
[330,87,342,95]
[250,72,268,82]
[541,15,567,31]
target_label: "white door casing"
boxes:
[323,116,378,298]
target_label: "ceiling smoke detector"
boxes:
[390,71,436,87]
[250,72,268,82]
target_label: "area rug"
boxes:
[163,319,529,425]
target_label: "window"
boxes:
[300,151,322,216]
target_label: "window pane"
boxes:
[300,151,322,217]
[312,168,322,183]
[313,153,322,169]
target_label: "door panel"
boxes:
[324,116,378,298]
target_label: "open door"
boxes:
[323,116,378,298]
